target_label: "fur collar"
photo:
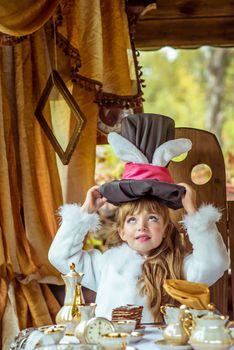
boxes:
[103,243,145,278]
[96,243,148,319]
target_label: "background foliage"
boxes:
[95,47,234,198]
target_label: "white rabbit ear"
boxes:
[108,132,149,164]
[152,138,192,166]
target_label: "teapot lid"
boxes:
[64,263,84,279]
[199,303,226,321]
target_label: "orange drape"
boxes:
[0,32,63,349]
[0,1,137,348]
[0,0,60,35]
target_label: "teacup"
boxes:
[112,319,136,333]
[100,332,130,350]
[38,325,65,344]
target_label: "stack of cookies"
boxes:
[111,304,143,329]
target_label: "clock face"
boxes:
[84,317,115,343]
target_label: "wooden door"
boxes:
[169,127,229,315]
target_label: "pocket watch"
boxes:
[83,316,115,343]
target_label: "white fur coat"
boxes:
[48,204,229,322]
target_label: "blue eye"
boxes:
[148,215,159,222]
[126,217,136,224]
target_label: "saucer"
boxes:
[129,331,144,343]
[155,339,192,350]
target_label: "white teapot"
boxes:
[189,304,234,350]
[55,263,85,335]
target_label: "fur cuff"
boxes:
[181,204,222,231]
[57,204,100,232]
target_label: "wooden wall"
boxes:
[132,0,234,49]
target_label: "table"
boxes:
[61,326,234,349]
[11,326,234,349]
[61,327,168,349]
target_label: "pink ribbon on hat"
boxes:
[122,162,174,184]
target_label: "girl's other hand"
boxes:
[81,185,107,213]
[178,182,197,214]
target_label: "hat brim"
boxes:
[99,179,186,210]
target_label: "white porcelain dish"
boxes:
[38,325,65,344]
[113,319,136,333]
[100,332,130,349]
[36,344,102,349]
[154,339,192,350]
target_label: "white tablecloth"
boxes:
[62,326,162,349]
[61,326,234,349]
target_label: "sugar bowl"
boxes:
[189,304,234,350]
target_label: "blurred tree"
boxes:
[139,47,234,155]
[94,47,234,200]
[139,49,206,128]
[205,48,230,144]
[95,145,124,185]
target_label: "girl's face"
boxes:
[119,208,166,256]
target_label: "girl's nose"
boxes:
[137,218,147,231]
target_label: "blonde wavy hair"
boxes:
[106,198,186,322]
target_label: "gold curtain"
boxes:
[0,1,137,348]
[0,0,60,35]
[57,0,134,94]
[56,0,138,201]
[0,32,63,349]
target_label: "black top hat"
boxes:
[99,114,192,209]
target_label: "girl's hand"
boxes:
[178,182,197,214]
[81,185,107,214]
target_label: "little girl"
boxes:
[48,114,229,322]
[48,183,229,323]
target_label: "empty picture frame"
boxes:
[35,70,86,165]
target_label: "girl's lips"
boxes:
[136,235,150,242]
